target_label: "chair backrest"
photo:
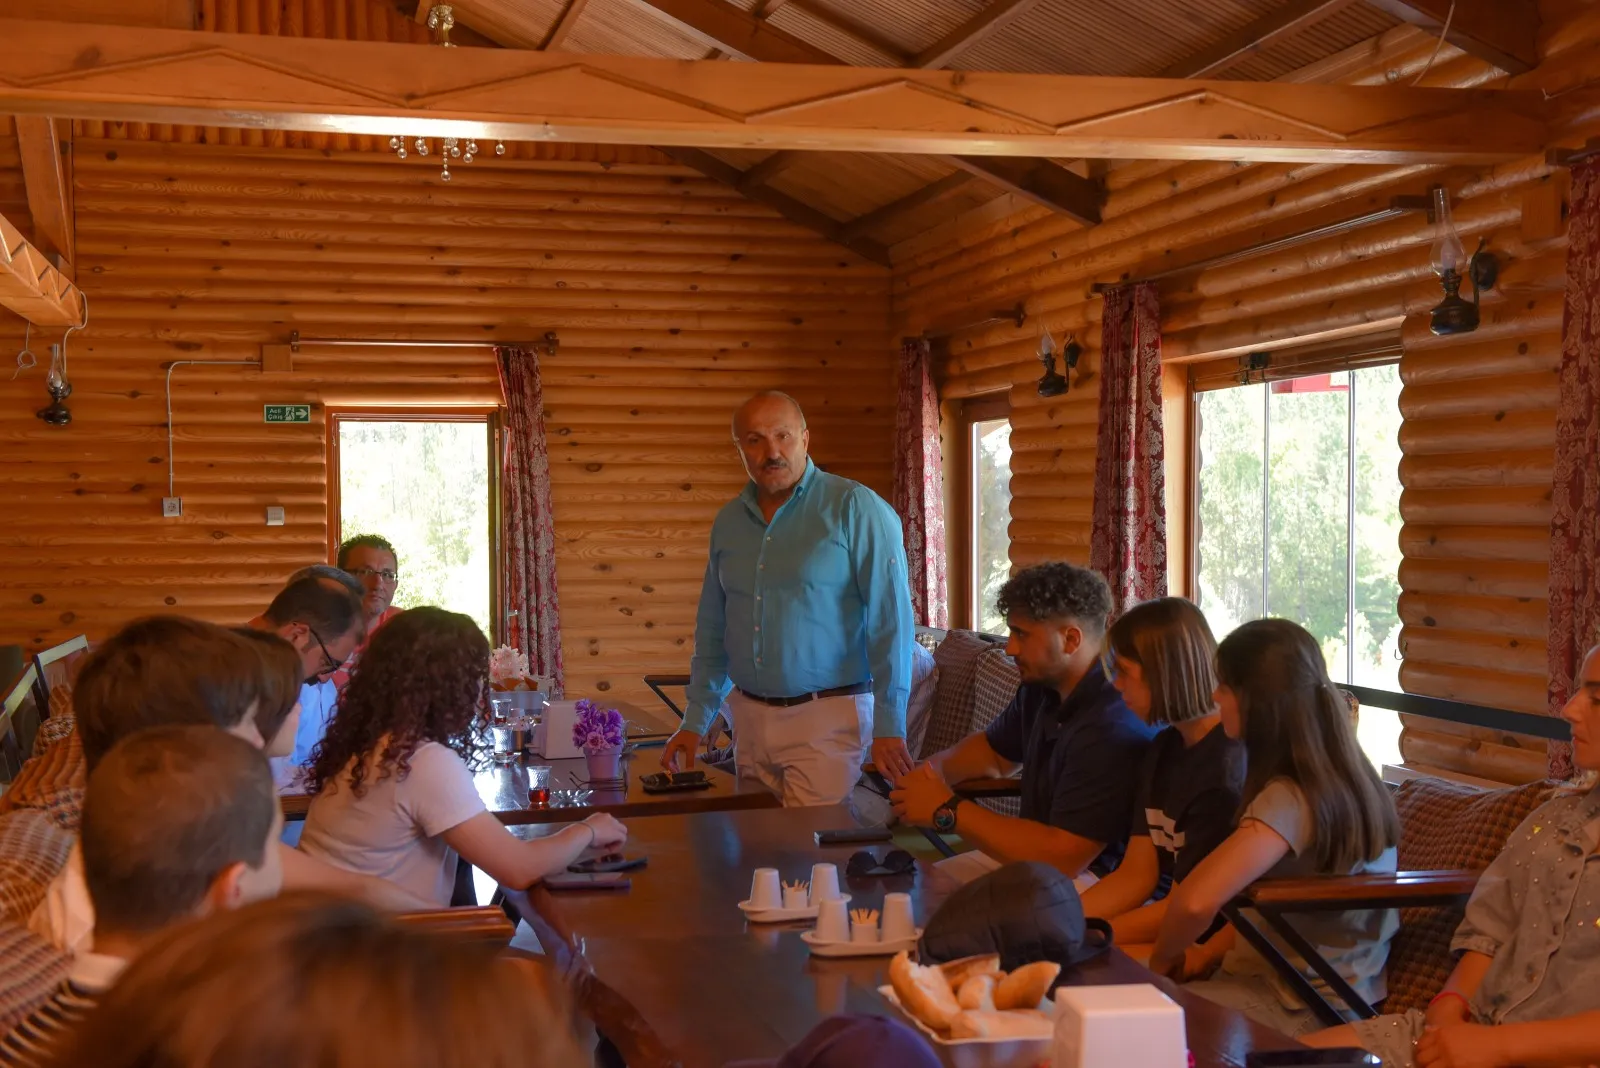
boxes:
[920,629,1004,759]
[32,636,90,714]
[1,667,44,788]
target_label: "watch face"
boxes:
[933,805,956,834]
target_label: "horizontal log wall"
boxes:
[0,138,892,708]
[896,3,1600,783]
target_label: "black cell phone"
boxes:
[568,853,649,874]
[640,771,711,794]
[1245,1051,1380,1067]
[543,871,632,891]
[815,827,894,846]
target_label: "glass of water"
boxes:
[492,722,521,765]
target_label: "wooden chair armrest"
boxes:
[395,905,516,946]
[953,776,1023,799]
[1242,869,1480,911]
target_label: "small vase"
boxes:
[584,745,623,782]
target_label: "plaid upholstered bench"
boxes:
[917,628,1021,819]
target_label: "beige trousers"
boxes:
[725,689,872,808]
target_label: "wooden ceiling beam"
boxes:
[1159,0,1359,79]
[913,0,1044,70]
[1363,0,1541,75]
[13,117,73,272]
[737,150,804,191]
[659,147,889,265]
[540,0,594,50]
[835,171,975,242]
[943,156,1102,226]
[0,211,84,327]
[752,0,792,15]
[6,0,194,28]
[0,19,1549,165]
[623,0,840,64]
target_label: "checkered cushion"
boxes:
[1382,776,1558,1012]
[904,643,939,760]
[969,645,1021,817]
[920,630,994,759]
[0,807,74,925]
[0,921,69,1034]
[0,687,86,833]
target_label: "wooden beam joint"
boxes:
[945,156,1103,226]
[1363,0,1541,75]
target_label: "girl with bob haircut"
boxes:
[299,607,627,906]
[48,891,586,1068]
[1149,618,1400,1038]
[1081,597,1245,945]
[231,626,304,760]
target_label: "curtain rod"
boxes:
[284,331,558,352]
[1091,195,1432,294]
[920,302,1026,341]
[1548,136,1600,167]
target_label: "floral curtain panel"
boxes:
[495,344,565,687]
[1091,282,1168,619]
[893,336,949,628]
[1547,158,1600,780]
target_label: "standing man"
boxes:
[662,391,915,806]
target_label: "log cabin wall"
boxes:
[894,3,1600,783]
[0,0,893,709]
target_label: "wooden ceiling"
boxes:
[394,0,1542,258]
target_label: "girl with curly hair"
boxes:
[299,607,626,906]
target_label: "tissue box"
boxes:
[1052,984,1186,1068]
[531,700,582,759]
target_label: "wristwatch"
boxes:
[932,795,963,834]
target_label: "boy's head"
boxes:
[82,726,282,941]
[74,616,265,772]
[996,562,1113,687]
[229,627,304,759]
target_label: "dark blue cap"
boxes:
[724,1014,939,1068]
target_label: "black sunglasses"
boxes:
[846,849,917,879]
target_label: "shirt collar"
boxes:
[68,950,127,993]
[739,458,817,517]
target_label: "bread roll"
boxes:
[956,974,997,1012]
[948,1010,1053,1040]
[993,961,1061,1010]
[888,951,962,1031]
[938,954,1002,989]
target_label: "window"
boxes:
[330,412,497,639]
[1192,363,1404,767]
[951,394,1012,633]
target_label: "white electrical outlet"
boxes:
[162,497,183,518]
[266,506,285,527]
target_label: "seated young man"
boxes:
[0,726,284,1066]
[1305,643,1600,1068]
[28,615,424,954]
[890,563,1158,885]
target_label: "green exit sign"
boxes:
[264,404,311,424]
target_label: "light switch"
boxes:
[266,506,285,527]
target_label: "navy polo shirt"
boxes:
[983,662,1158,876]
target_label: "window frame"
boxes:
[948,392,1011,632]
[326,406,503,644]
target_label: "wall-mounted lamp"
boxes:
[1428,185,1498,336]
[36,343,70,426]
[1036,326,1068,397]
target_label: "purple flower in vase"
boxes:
[572,701,624,753]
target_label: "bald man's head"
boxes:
[732,391,810,500]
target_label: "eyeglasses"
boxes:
[307,625,341,679]
[349,567,399,583]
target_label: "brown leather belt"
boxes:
[736,681,871,707]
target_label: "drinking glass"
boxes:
[528,764,552,807]
[492,724,520,765]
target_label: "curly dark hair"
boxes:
[307,607,489,798]
[337,534,398,572]
[995,562,1113,635]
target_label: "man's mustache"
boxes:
[761,459,789,470]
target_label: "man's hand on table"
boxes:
[661,729,701,772]
[871,737,914,784]
[889,761,949,826]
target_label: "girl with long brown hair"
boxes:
[1148,618,1399,1038]
[299,607,626,906]
[1080,598,1245,945]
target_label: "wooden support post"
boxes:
[13,117,73,274]
[944,157,1102,226]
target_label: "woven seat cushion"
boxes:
[970,645,1021,818]
[1382,776,1558,1012]
[921,630,994,759]
[0,921,69,1034]
[0,807,75,926]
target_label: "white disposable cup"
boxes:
[815,897,850,943]
[850,917,880,943]
[809,863,842,906]
[750,868,782,910]
[782,884,808,910]
[881,892,915,942]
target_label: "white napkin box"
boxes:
[1051,983,1186,1068]
[530,700,583,759]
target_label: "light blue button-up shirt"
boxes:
[685,460,914,739]
[269,678,338,787]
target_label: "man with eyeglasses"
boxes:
[337,534,404,640]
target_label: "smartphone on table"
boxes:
[568,853,649,874]
[543,871,633,892]
[1245,1051,1380,1067]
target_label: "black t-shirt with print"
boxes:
[1136,722,1246,898]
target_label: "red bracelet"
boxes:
[1429,990,1470,1012]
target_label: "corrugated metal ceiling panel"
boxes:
[1227,5,1402,81]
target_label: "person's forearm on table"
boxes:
[948,803,1101,877]
[927,734,1014,784]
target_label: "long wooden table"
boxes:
[521,805,1306,1068]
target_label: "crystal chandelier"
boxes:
[387,5,506,182]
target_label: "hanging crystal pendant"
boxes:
[415,138,429,157]
[495,141,506,156]
[441,159,452,182]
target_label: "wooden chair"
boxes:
[2,666,44,788]
[394,904,516,947]
[32,635,90,714]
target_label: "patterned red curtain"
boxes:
[893,337,949,628]
[1546,158,1600,780]
[1091,282,1167,618]
[495,345,565,687]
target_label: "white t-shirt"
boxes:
[298,741,487,907]
[28,841,92,954]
